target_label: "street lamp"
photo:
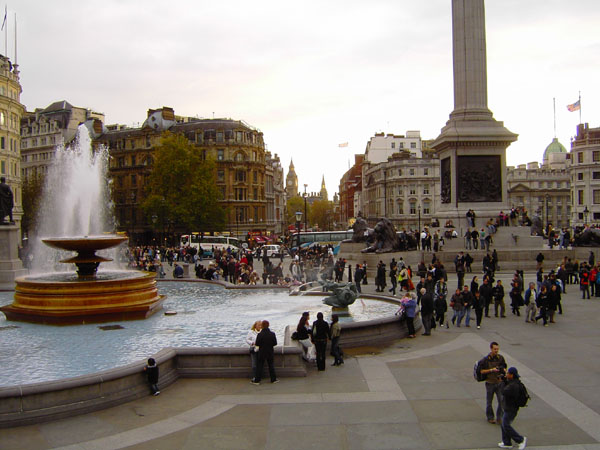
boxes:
[151,214,158,245]
[583,206,590,225]
[295,210,303,250]
[303,184,308,233]
[545,194,550,234]
[418,204,421,233]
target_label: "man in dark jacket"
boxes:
[493,280,506,318]
[252,320,278,384]
[479,277,494,318]
[499,367,527,449]
[420,288,434,335]
[312,312,330,370]
[461,285,474,327]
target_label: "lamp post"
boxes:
[545,194,550,234]
[303,184,308,233]
[418,204,421,233]
[295,210,303,251]
[584,206,590,225]
[151,214,158,245]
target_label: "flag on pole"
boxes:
[1,6,6,31]
[338,142,348,148]
[567,100,581,112]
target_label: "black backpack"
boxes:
[474,357,487,382]
[516,380,530,408]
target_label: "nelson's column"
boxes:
[431,0,517,222]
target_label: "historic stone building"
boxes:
[265,151,285,235]
[20,101,104,180]
[570,122,600,225]
[0,54,25,228]
[361,145,440,230]
[338,154,364,227]
[285,159,298,198]
[94,107,283,242]
[364,131,424,163]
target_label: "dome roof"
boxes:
[543,137,567,161]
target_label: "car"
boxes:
[261,244,284,258]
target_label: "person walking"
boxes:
[354,264,363,294]
[493,280,506,318]
[480,341,507,425]
[450,288,465,327]
[420,288,434,336]
[434,278,449,328]
[330,314,344,366]
[524,283,537,323]
[473,290,484,329]
[498,367,528,449]
[389,261,398,296]
[461,285,474,327]
[534,285,549,326]
[480,277,493,318]
[251,320,278,385]
[312,312,330,371]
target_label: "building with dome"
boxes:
[543,137,568,166]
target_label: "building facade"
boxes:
[338,154,363,227]
[0,55,25,228]
[361,147,440,230]
[94,107,282,243]
[364,131,423,163]
[20,101,104,180]
[570,123,600,225]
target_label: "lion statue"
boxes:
[343,215,374,243]
[574,228,600,247]
[361,218,400,253]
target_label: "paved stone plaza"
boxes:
[1,271,600,449]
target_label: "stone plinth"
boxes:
[0,225,27,284]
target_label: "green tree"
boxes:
[142,132,225,235]
[21,174,45,236]
[309,199,334,230]
[286,196,309,228]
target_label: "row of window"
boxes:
[22,151,54,162]
[0,111,19,131]
[390,142,418,150]
[196,130,260,145]
[384,167,431,177]
[576,151,600,163]
[0,136,18,152]
[0,159,18,176]
[0,85,18,101]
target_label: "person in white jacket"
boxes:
[246,320,262,376]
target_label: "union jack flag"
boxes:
[567,100,580,112]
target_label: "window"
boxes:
[219,186,225,198]
[217,170,224,181]
[409,185,416,195]
[578,172,584,181]
[216,131,224,143]
[235,152,245,162]
[409,168,415,176]
[0,160,4,174]
[0,137,4,149]
[253,171,257,183]
[236,131,243,142]
[131,156,136,166]
[399,142,404,149]
[424,168,428,176]
[196,132,203,144]
[423,201,431,215]
[398,169,402,176]
[253,188,258,199]
[578,190,584,205]
[397,187,403,196]
[578,152,584,163]
[391,142,395,149]
[410,142,416,149]
[594,190,600,204]
[409,201,416,215]
[217,149,224,161]
[594,151,600,162]
[423,184,430,195]
[234,188,246,200]
[235,170,246,182]
[117,157,125,168]
[397,201,404,215]
[131,174,137,186]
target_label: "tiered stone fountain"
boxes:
[0,235,164,324]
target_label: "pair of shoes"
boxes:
[153,391,161,396]
[550,320,556,323]
[518,436,527,449]
[501,315,506,318]
[271,379,280,383]
[544,324,548,327]
[251,380,260,385]
[446,325,449,329]
[477,325,481,329]
[488,418,496,424]
[525,320,530,323]
[498,443,512,449]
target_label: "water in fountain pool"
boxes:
[0,282,398,386]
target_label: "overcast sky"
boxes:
[10,0,600,198]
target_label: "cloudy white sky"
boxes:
[11,0,600,198]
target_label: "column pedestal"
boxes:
[0,225,27,285]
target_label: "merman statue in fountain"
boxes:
[319,279,358,308]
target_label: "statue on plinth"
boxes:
[319,280,358,308]
[361,218,400,253]
[0,177,14,224]
[343,213,373,243]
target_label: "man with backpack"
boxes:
[478,341,507,424]
[498,367,528,449]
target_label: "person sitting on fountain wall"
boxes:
[173,263,184,278]
[143,358,160,396]
[0,176,14,224]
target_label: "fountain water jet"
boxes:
[0,126,165,324]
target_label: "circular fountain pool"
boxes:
[0,281,398,386]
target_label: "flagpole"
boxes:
[553,97,556,138]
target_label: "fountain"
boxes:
[0,125,164,325]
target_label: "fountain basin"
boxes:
[0,270,164,325]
